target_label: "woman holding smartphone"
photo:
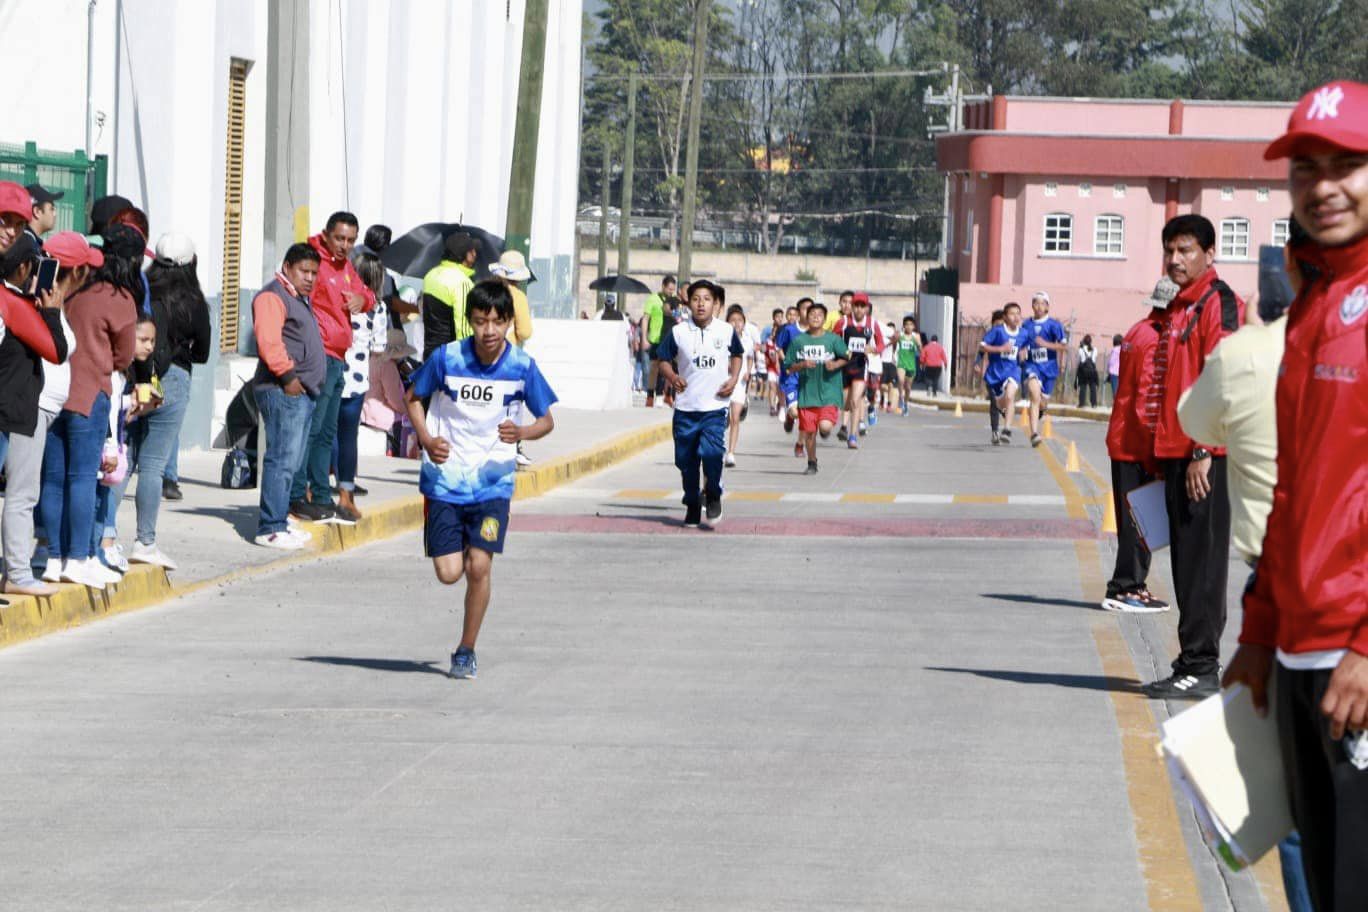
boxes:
[95,233,211,573]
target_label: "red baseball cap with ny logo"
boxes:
[1265,81,1368,160]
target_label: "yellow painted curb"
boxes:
[0,419,671,651]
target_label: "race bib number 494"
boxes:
[800,345,830,362]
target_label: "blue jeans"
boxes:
[255,385,316,536]
[633,352,649,390]
[331,393,364,490]
[39,392,111,561]
[164,435,179,483]
[291,357,344,507]
[672,409,727,507]
[1278,831,1314,912]
[100,364,191,547]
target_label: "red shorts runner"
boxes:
[798,405,839,433]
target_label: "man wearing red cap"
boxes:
[1224,80,1368,911]
[0,181,33,255]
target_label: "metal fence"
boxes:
[0,142,108,232]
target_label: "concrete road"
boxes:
[0,401,1277,911]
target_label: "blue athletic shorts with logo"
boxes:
[1022,363,1058,397]
[424,497,510,557]
[781,373,799,408]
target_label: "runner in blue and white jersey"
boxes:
[656,279,743,529]
[1020,290,1069,447]
[979,301,1029,446]
[406,280,557,680]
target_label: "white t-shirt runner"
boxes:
[656,316,744,413]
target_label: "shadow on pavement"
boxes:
[925,666,1141,694]
[182,505,259,542]
[295,656,447,676]
[982,592,1102,611]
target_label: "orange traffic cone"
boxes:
[1101,489,1117,533]
[953,400,963,418]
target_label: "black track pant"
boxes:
[1162,456,1231,676]
[1277,664,1368,912]
[1107,460,1153,597]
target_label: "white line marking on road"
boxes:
[783,493,844,503]
[893,494,955,504]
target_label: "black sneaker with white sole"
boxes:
[804,460,818,475]
[1142,672,1219,700]
[289,500,335,523]
[704,496,723,527]
[684,504,702,528]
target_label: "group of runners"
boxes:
[974,292,1069,447]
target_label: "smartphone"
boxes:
[32,256,59,296]
[1257,245,1294,322]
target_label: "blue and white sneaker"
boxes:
[868,411,877,427]
[449,648,478,679]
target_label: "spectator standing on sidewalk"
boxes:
[920,334,947,396]
[1076,334,1100,407]
[1101,278,1176,614]
[1142,213,1245,700]
[421,232,476,360]
[1222,80,1368,912]
[100,233,212,572]
[1107,333,1123,401]
[251,244,326,550]
[39,225,139,589]
[0,230,78,597]
[333,252,389,520]
[292,212,375,525]
[1178,237,1311,912]
[640,275,675,408]
[25,183,61,249]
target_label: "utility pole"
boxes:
[504,0,550,259]
[597,137,611,306]
[677,0,712,287]
[616,72,637,287]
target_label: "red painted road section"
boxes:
[512,513,1096,540]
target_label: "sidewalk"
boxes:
[0,407,670,648]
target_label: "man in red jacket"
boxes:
[1101,277,1177,614]
[290,211,375,525]
[1141,214,1245,699]
[1224,80,1368,911]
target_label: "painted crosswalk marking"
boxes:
[541,487,1072,506]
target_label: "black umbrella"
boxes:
[381,222,512,280]
[589,274,652,295]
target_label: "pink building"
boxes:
[935,95,1296,345]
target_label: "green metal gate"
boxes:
[0,141,108,233]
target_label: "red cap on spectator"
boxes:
[44,231,105,269]
[851,292,871,305]
[1264,81,1368,160]
[0,181,31,219]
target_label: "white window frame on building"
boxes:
[1042,213,1073,255]
[1094,214,1124,257]
[1220,217,1252,260]
[1272,218,1291,247]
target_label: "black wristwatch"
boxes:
[1192,447,1211,461]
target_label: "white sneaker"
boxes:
[61,558,112,590]
[42,560,64,584]
[254,531,306,551]
[289,527,313,544]
[723,452,736,467]
[102,543,130,574]
[515,450,532,468]
[130,542,178,571]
